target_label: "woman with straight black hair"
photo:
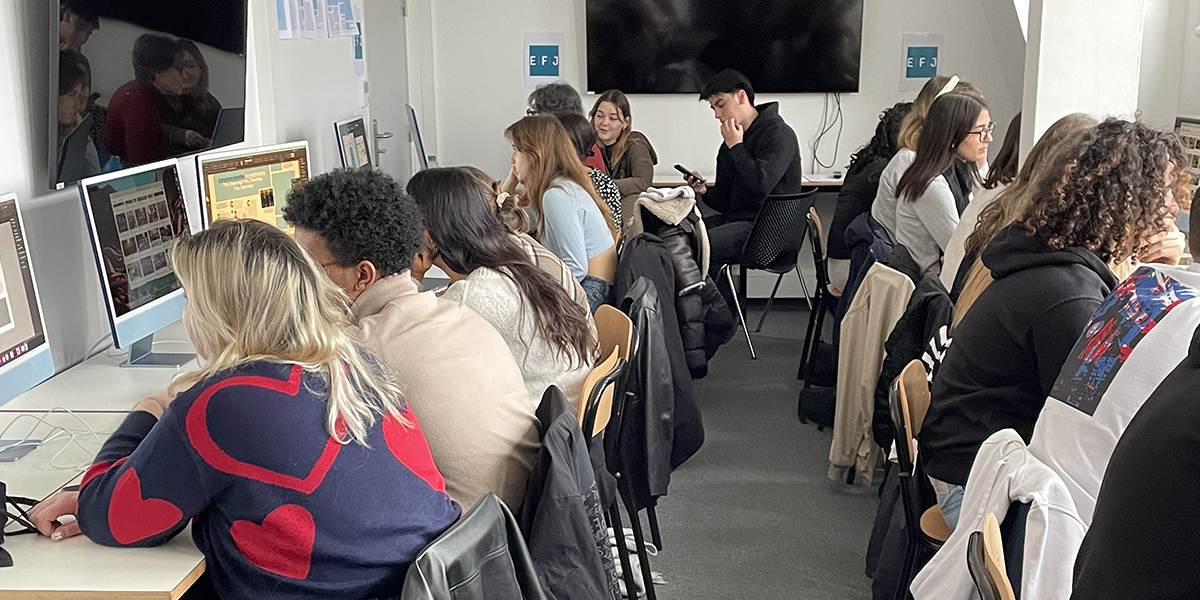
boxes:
[894,92,992,275]
[407,167,596,408]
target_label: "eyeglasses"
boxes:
[968,122,997,139]
[526,108,537,116]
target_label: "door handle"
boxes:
[372,119,393,166]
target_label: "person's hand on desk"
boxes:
[28,491,81,541]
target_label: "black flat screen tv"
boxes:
[586,0,863,95]
[50,0,248,189]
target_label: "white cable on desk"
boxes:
[0,408,110,471]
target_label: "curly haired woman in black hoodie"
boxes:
[920,118,1191,529]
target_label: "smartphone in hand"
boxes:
[674,163,705,184]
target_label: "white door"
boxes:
[362,0,412,180]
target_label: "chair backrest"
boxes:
[400,492,547,600]
[594,304,632,362]
[900,358,931,449]
[983,512,1018,600]
[967,531,1001,600]
[576,350,621,436]
[806,207,830,292]
[739,189,819,272]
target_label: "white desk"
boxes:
[2,322,199,413]
[1,326,207,599]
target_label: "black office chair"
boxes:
[716,189,819,359]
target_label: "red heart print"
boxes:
[186,365,343,493]
[383,410,446,493]
[231,504,315,580]
[108,468,184,544]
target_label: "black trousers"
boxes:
[704,213,754,304]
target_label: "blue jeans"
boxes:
[582,275,610,314]
[931,477,965,531]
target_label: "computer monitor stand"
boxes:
[121,332,195,368]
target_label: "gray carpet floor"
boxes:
[645,303,878,599]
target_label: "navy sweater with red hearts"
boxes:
[76,361,461,600]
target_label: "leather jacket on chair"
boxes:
[400,493,548,600]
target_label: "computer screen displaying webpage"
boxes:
[200,146,309,234]
[84,166,190,317]
[0,197,47,368]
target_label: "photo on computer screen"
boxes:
[83,164,190,317]
[0,197,48,369]
[198,142,309,234]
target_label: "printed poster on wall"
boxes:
[525,33,565,90]
[1175,117,1200,199]
[901,33,943,92]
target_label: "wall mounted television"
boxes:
[586,0,863,94]
[50,0,249,190]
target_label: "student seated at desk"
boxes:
[504,115,619,313]
[29,219,460,600]
[920,119,1189,530]
[284,169,539,512]
[682,69,803,285]
[408,167,596,409]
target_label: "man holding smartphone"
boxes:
[685,69,803,290]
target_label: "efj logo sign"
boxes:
[906,46,938,78]
[529,45,560,77]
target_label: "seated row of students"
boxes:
[26,164,625,598]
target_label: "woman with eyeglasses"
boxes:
[894,92,993,276]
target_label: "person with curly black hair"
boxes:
[283,169,540,513]
[920,118,1190,530]
[826,101,912,288]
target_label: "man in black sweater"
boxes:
[685,70,803,284]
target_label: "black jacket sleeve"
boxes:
[1028,297,1103,396]
[727,124,800,199]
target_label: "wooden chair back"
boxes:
[577,349,620,436]
[594,305,632,362]
[983,512,1017,600]
[898,359,931,458]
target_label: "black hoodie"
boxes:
[921,224,1119,485]
[701,102,803,222]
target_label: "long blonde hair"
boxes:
[897,75,981,151]
[505,115,619,241]
[169,219,407,444]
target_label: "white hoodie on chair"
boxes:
[910,429,1086,600]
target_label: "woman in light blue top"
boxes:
[506,115,618,313]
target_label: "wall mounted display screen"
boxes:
[586,0,863,94]
[51,0,249,189]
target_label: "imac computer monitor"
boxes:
[79,160,195,367]
[335,117,372,171]
[0,193,54,406]
[196,141,310,234]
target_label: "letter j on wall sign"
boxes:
[525,32,565,89]
[901,33,943,92]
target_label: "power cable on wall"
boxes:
[810,93,844,173]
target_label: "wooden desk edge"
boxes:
[0,559,206,600]
[170,559,208,600]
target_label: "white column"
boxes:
[1020,0,1146,161]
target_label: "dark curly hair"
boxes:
[845,102,912,180]
[282,169,425,278]
[527,82,584,117]
[1018,118,1191,263]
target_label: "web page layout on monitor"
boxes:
[201,147,309,233]
[0,198,47,368]
[85,168,190,318]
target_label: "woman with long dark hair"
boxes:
[826,101,912,288]
[894,92,992,275]
[162,39,222,153]
[941,112,1022,290]
[407,167,596,408]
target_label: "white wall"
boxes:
[1137,0,1192,129]
[85,18,247,108]
[1175,0,1200,118]
[0,0,369,374]
[415,0,1024,182]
